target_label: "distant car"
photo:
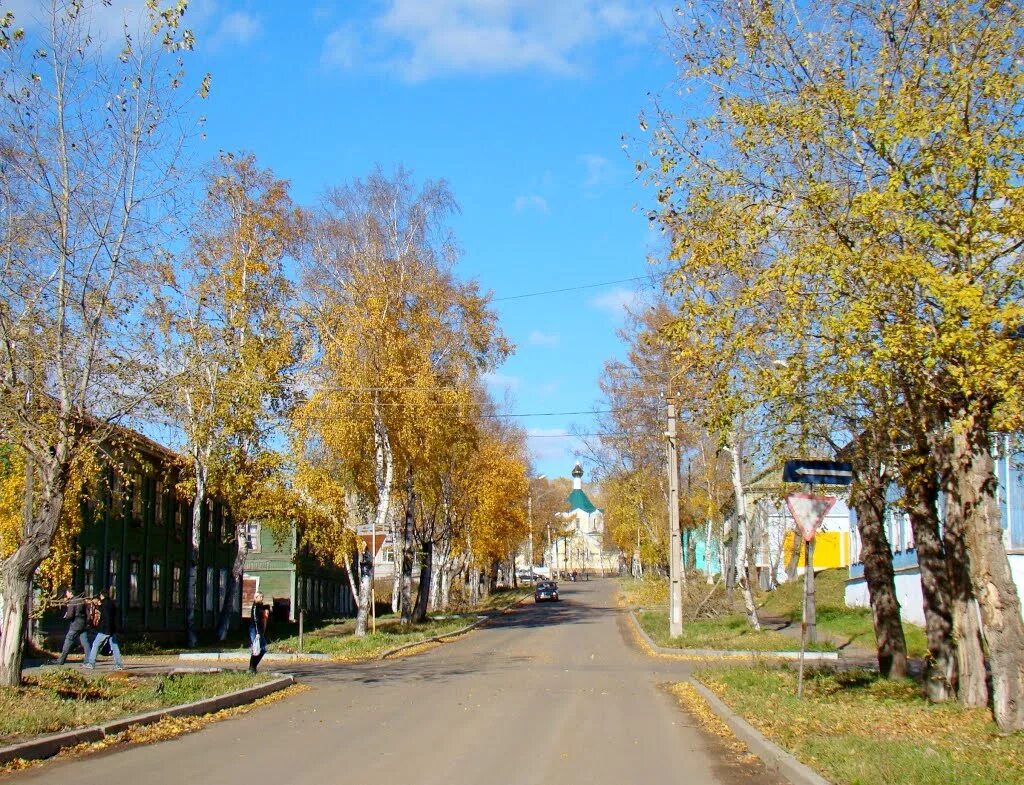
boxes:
[535,580,559,603]
[516,570,537,583]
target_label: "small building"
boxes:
[547,462,619,576]
[694,469,854,587]
[241,523,356,622]
[845,441,1024,624]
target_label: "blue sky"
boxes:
[11,0,679,480]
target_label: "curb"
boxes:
[179,652,329,662]
[688,677,833,785]
[628,610,839,661]
[378,589,530,660]
[378,615,487,660]
[0,673,295,766]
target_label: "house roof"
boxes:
[567,488,598,514]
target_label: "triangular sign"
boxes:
[785,493,837,542]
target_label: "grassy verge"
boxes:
[693,664,1024,785]
[758,569,928,657]
[638,609,835,652]
[0,669,269,743]
[622,570,928,657]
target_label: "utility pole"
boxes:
[667,400,683,638]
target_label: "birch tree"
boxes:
[159,152,303,645]
[0,1,198,684]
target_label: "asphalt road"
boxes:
[11,580,785,785]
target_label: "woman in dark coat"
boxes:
[248,591,270,673]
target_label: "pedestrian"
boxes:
[55,587,91,665]
[248,591,270,674]
[83,587,122,671]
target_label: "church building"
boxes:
[548,462,619,577]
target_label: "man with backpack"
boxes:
[55,587,91,666]
[83,587,123,671]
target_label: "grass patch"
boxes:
[618,576,669,608]
[694,664,1024,785]
[758,569,928,657]
[0,669,268,743]
[638,609,835,652]
[243,587,530,661]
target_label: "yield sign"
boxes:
[785,493,837,542]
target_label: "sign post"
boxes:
[785,492,837,698]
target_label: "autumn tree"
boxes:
[158,152,303,645]
[648,0,1024,728]
[0,1,200,684]
[295,167,510,633]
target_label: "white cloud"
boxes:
[528,330,559,346]
[322,25,360,69]
[590,286,639,316]
[482,371,522,391]
[581,153,614,189]
[514,194,549,214]
[213,11,262,47]
[321,0,657,80]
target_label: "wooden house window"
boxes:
[84,550,97,597]
[151,560,161,607]
[107,551,119,600]
[128,557,141,608]
[204,566,215,612]
[172,564,183,609]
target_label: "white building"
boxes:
[546,463,619,576]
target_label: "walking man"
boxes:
[83,587,123,671]
[55,587,91,665]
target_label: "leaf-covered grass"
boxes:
[638,609,835,652]
[758,569,929,657]
[694,664,1024,785]
[0,669,269,743]
[624,570,928,657]
[618,576,669,608]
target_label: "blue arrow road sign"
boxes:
[783,459,854,486]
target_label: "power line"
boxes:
[491,274,665,302]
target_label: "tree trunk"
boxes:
[413,541,432,623]
[0,457,66,685]
[399,474,416,625]
[905,477,957,702]
[216,524,248,641]
[942,472,988,707]
[849,452,908,679]
[354,564,372,637]
[469,565,480,605]
[727,438,759,630]
[186,463,207,648]
[0,567,32,687]
[952,420,1024,732]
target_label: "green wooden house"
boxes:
[240,523,355,623]
[43,430,240,645]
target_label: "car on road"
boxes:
[534,580,559,603]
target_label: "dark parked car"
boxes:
[535,581,559,603]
